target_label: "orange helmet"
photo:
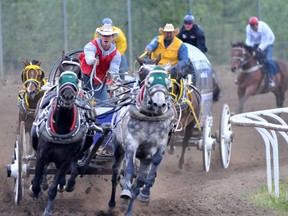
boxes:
[248,16,258,25]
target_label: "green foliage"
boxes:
[1,0,288,74]
[250,182,288,215]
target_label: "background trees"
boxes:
[1,0,287,75]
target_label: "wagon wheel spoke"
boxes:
[219,104,233,168]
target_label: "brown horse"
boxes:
[17,60,46,153]
[231,41,288,113]
[136,56,202,169]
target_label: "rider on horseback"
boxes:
[144,23,195,85]
[245,16,276,89]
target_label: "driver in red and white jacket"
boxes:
[80,23,121,102]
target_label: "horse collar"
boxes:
[129,104,174,121]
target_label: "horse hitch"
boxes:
[88,123,104,133]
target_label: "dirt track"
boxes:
[1,65,288,216]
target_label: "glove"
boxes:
[169,66,178,79]
[85,56,99,66]
[106,71,121,82]
[144,49,152,59]
[254,48,264,62]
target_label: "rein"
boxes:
[169,78,201,131]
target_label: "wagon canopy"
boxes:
[184,43,213,94]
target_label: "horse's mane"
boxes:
[231,41,254,55]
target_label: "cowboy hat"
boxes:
[159,23,179,35]
[96,23,119,38]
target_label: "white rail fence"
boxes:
[230,108,288,198]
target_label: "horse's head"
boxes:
[230,41,254,72]
[58,71,79,108]
[136,54,161,84]
[21,60,45,96]
[59,51,82,80]
[143,67,171,114]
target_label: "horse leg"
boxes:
[178,124,194,169]
[274,87,285,107]
[29,155,45,198]
[167,131,175,154]
[237,85,259,113]
[139,148,165,202]
[65,160,78,192]
[125,158,151,216]
[44,163,70,215]
[40,164,49,191]
[30,125,39,152]
[120,145,136,200]
[108,141,125,210]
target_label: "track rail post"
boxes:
[230,108,288,198]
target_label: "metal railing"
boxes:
[230,108,288,198]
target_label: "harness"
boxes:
[169,77,201,131]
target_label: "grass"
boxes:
[249,181,288,216]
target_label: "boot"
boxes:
[268,78,275,89]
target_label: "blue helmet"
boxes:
[184,13,195,23]
[102,18,113,25]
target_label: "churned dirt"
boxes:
[1,65,288,216]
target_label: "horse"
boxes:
[17,60,46,154]
[108,67,174,216]
[231,41,288,113]
[29,71,99,216]
[136,57,202,170]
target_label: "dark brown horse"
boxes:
[136,56,202,169]
[17,60,46,154]
[231,41,288,113]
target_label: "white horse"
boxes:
[108,67,175,216]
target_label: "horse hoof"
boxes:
[41,182,49,191]
[43,208,52,216]
[28,185,42,198]
[167,146,175,155]
[64,184,75,192]
[28,185,35,198]
[57,184,65,193]
[120,189,131,199]
[138,191,150,202]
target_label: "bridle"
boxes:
[231,46,261,73]
[22,65,45,94]
[231,47,251,68]
[58,84,78,108]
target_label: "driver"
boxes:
[80,23,121,102]
[144,23,194,82]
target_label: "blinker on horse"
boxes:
[108,67,174,216]
[231,41,288,113]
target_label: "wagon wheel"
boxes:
[202,116,214,172]
[219,103,233,168]
[49,48,84,84]
[14,125,24,205]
